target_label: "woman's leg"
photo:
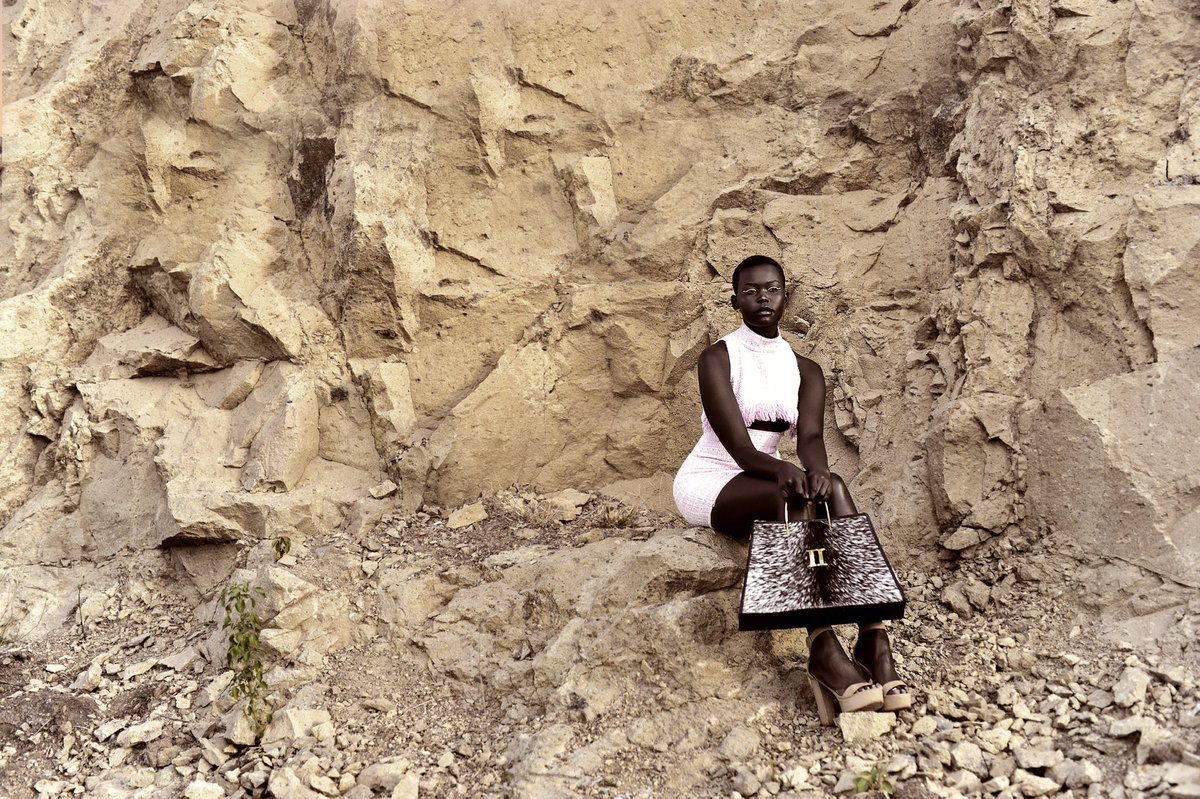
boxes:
[711,472,851,538]
[807,626,875,695]
[711,475,873,696]
[852,622,908,699]
[714,471,858,532]
[827,478,905,699]
[826,472,857,517]
[709,473,784,539]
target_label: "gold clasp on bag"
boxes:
[783,503,832,568]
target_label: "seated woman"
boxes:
[673,255,910,725]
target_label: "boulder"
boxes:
[79,314,219,379]
[1124,188,1200,357]
[1028,349,1200,586]
[208,566,353,668]
[410,528,751,718]
[261,707,334,746]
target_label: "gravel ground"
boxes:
[1,492,1197,798]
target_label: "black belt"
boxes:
[748,419,790,432]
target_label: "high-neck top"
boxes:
[701,324,801,436]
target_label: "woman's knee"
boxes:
[711,475,784,537]
[827,472,858,514]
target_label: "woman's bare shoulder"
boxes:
[794,352,824,378]
[699,339,730,365]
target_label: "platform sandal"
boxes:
[853,621,913,712]
[807,627,884,725]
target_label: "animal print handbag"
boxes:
[738,500,906,631]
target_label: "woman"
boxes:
[673,255,910,725]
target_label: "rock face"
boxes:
[1028,349,1200,586]
[1,0,1198,638]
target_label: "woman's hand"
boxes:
[775,462,810,502]
[806,469,833,500]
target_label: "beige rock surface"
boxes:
[1028,348,1200,586]
[0,0,1197,719]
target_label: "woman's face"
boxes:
[731,263,786,331]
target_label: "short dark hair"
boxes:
[731,255,784,292]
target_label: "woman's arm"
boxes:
[794,355,833,499]
[699,342,808,499]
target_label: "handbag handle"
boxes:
[783,499,832,529]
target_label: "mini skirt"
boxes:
[673,428,785,528]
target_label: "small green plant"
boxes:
[855,766,894,795]
[272,535,291,561]
[219,582,270,734]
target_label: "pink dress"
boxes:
[673,324,801,527]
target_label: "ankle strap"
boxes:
[808,626,834,642]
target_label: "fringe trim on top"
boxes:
[701,402,799,436]
[735,401,798,429]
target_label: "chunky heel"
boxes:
[805,672,884,725]
[807,675,838,726]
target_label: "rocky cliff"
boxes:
[2,0,1199,795]
[3,0,1197,635]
